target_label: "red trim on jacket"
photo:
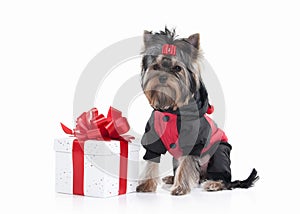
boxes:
[201,115,228,154]
[154,111,183,159]
[153,111,228,159]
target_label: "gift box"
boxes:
[55,107,140,197]
[54,137,139,197]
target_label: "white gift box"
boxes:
[54,137,140,197]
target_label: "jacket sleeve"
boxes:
[141,112,167,163]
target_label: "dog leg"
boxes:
[162,157,178,184]
[162,176,174,184]
[171,156,200,196]
[136,160,159,192]
[203,180,225,191]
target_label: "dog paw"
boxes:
[162,176,174,184]
[136,179,157,192]
[171,185,190,196]
[203,180,225,192]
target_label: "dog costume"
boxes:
[141,83,232,182]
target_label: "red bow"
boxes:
[162,44,176,56]
[61,107,134,142]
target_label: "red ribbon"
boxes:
[61,107,134,142]
[72,139,84,195]
[61,107,134,196]
[119,140,128,195]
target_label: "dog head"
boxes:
[141,27,203,110]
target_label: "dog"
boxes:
[136,27,259,196]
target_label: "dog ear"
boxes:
[143,30,152,46]
[187,33,200,49]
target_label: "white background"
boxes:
[1,0,300,213]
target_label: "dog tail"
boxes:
[226,168,259,189]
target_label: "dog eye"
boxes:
[153,64,160,70]
[172,66,182,72]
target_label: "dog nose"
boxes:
[161,57,172,68]
[159,75,168,83]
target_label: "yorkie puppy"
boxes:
[136,27,259,196]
